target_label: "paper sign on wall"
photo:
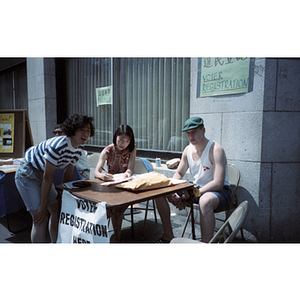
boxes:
[57,190,109,243]
[0,113,14,153]
[198,57,250,97]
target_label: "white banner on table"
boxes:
[57,190,109,243]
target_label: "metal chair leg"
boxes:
[142,201,150,235]
[130,205,134,237]
[142,199,158,236]
[181,207,192,237]
[152,199,157,222]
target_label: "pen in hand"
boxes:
[101,166,108,173]
[100,166,114,181]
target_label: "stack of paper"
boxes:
[0,165,18,173]
[101,173,130,186]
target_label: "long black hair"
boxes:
[113,124,135,152]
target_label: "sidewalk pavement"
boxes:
[0,201,252,243]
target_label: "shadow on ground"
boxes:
[0,202,254,243]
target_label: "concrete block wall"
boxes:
[190,57,300,242]
[190,58,265,240]
[26,58,57,145]
[260,58,300,241]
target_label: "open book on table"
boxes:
[100,173,132,186]
[100,172,156,186]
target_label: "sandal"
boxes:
[156,237,171,244]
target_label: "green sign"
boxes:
[198,58,250,97]
[96,86,112,106]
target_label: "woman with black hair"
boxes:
[94,124,136,181]
[15,114,95,243]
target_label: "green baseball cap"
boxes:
[182,117,204,132]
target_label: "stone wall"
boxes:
[261,58,300,241]
[189,57,300,242]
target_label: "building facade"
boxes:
[0,57,299,242]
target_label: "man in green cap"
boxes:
[155,116,232,243]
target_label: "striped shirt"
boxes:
[25,136,84,171]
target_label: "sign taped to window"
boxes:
[57,190,109,243]
[197,58,250,97]
[96,86,112,106]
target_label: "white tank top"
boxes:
[187,140,230,188]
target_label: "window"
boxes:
[0,61,28,110]
[59,57,190,158]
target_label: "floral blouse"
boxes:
[104,143,131,174]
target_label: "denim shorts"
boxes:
[178,184,232,212]
[15,159,58,211]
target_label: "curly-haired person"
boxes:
[15,114,95,243]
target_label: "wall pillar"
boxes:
[261,58,300,242]
[26,58,57,145]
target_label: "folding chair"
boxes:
[181,163,240,238]
[87,152,100,179]
[172,201,249,243]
